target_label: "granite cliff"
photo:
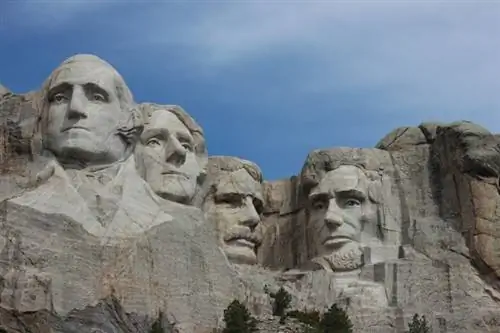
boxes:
[1,54,500,333]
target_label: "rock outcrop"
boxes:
[0,84,10,98]
[256,120,500,332]
[1,54,500,333]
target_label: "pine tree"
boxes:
[269,286,292,322]
[319,304,353,333]
[222,299,258,333]
[149,310,164,333]
[407,314,431,333]
[287,309,321,327]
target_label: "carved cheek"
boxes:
[308,210,326,238]
[47,104,66,130]
[215,205,234,225]
[361,203,378,223]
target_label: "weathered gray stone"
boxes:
[201,156,264,265]
[135,103,207,206]
[375,126,427,150]
[418,121,446,143]
[0,84,10,98]
[0,55,253,333]
[3,54,500,333]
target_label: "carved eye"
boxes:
[344,199,361,207]
[312,199,327,210]
[52,93,67,103]
[182,142,193,151]
[92,93,106,102]
[146,138,161,147]
[217,194,242,206]
[253,198,264,215]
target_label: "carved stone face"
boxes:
[307,165,378,271]
[43,61,128,166]
[139,109,202,204]
[204,169,264,264]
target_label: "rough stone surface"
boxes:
[201,156,264,266]
[254,123,500,332]
[2,54,500,333]
[375,126,428,150]
[0,85,10,98]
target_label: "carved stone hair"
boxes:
[300,150,383,204]
[205,156,263,184]
[194,156,263,207]
[138,103,207,160]
[33,54,141,155]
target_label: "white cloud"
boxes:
[193,2,500,126]
[6,0,122,30]
[6,0,500,128]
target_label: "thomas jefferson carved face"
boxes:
[307,165,379,271]
[204,168,264,265]
[43,57,132,167]
[139,109,202,204]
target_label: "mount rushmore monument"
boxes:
[1,54,500,332]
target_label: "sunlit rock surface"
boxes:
[1,54,500,332]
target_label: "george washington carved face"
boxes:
[41,54,137,168]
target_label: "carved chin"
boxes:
[155,177,196,203]
[315,243,364,272]
[223,245,257,265]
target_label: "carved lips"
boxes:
[323,234,354,248]
[226,234,261,250]
[161,169,189,179]
[62,125,89,132]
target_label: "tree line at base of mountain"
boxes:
[215,285,432,333]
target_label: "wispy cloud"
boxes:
[2,0,499,178]
[115,1,500,122]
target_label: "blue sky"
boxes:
[1,1,499,180]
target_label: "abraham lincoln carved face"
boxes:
[306,165,380,272]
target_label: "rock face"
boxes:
[2,54,500,333]
[257,121,500,332]
[201,156,264,266]
[0,84,10,98]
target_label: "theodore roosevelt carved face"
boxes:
[202,157,264,265]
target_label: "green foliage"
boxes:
[287,305,353,333]
[319,304,353,333]
[287,309,321,327]
[269,287,292,318]
[222,299,258,333]
[407,314,431,333]
[149,310,164,333]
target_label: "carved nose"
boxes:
[67,86,87,119]
[165,137,187,166]
[324,199,343,228]
[239,197,260,230]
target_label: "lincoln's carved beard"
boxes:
[311,241,364,272]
